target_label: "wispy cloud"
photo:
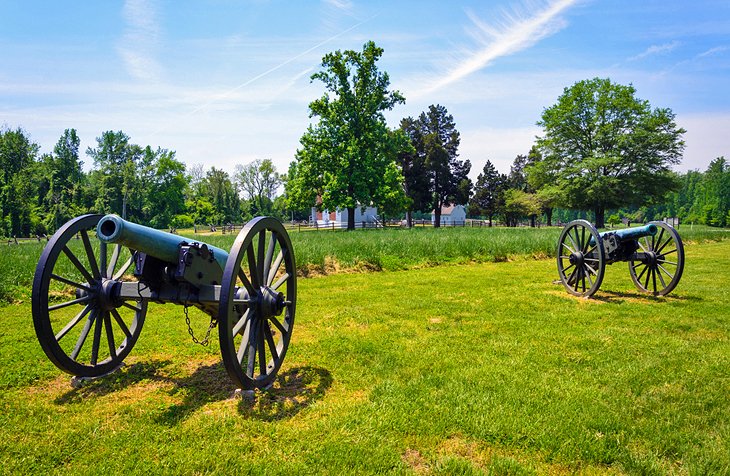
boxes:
[628,41,680,62]
[416,0,580,96]
[697,46,728,58]
[118,0,162,81]
[323,0,353,11]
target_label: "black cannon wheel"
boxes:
[557,220,606,298]
[628,221,685,296]
[32,214,146,377]
[219,217,296,390]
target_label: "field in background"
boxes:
[1,223,729,304]
[1,239,729,474]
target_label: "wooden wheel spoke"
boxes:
[246,243,261,289]
[48,295,92,312]
[103,312,117,359]
[237,268,255,295]
[62,246,95,283]
[232,309,251,336]
[652,268,658,293]
[263,323,279,365]
[50,273,91,292]
[658,258,677,265]
[267,249,285,287]
[236,317,252,363]
[644,265,652,290]
[256,231,266,286]
[656,236,674,254]
[657,263,675,280]
[263,231,277,282]
[55,304,93,341]
[90,309,104,365]
[561,241,576,255]
[80,230,101,279]
[580,227,588,253]
[108,244,122,278]
[120,301,141,313]
[70,310,97,360]
[584,262,598,276]
[246,330,257,378]
[111,309,132,339]
[269,315,288,335]
[656,266,667,288]
[99,241,108,278]
[271,272,289,291]
[653,228,665,252]
[112,254,134,280]
[636,264,649,282]
[257,322,267,375]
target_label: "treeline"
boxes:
[468,154,730,228]
[0,126,288,238]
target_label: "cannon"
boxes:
[556,220,684,298]
[31,213,296,390]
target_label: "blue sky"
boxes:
[1,0,728,180]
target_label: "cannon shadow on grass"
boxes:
[52,360,333,424]
[590,289,703,304]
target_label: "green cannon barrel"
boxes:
[589,223,658,245]
[603,223,658,242]
[96,214,229,269]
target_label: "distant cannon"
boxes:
[32,214,296,390]
[556,220,684,298]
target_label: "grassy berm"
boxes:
[0,237,728,474]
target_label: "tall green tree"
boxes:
[0,127,40,236]
[287,41,406,230]
[235,159,281,216]
[42,129,85,230]
[149,149,187,228]
[469,160,505,226]
[398,117,429,227]
[536,77,685,227]
[198,167,240,224]
[86,130,137,217]
[408,104,472,227]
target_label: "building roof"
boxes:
[432,204,464,215]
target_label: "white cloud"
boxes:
[677,112,730,172]
[118,0,163,81]
[414,0,580,97]
[459,125,542,178]
[628,41,681,62]
[323,0,353,11]
[697,46,728,58]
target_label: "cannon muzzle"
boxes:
[96,214,229,269]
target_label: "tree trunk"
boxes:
[406,210,413,228]
[546,208,553,227]
[434,208,441,228]
[530,214,536,228]
[347,207,355,230]
[488,213,493,227]
[594,206,605,228]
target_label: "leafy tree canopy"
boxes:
[287,41,407,229]
[536,77,685,227]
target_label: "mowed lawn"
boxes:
[1,240,728,474]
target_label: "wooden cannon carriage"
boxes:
[556,220,684,298]
[32,214,296,390]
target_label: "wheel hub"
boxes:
[569,252,584,266]
[97,278,121,311]
[257,286,286,318]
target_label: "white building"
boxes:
[310,205,378,228]
[431,204,466,225]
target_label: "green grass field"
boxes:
[2,223,729,303]
[1,236,728,474]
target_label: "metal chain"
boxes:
[184,304,217,346]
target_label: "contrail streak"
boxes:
[152,15,376,137]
